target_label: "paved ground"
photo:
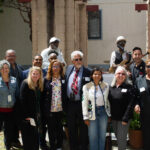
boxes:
[0,131,143,150]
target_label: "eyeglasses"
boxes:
[35,59,42,61]
[146,65,150,68]
[52,66,60,69]
[74,58,82,61]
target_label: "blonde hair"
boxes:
[27,66,43,91]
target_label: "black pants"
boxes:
[0,112,14,150]
[67,101,88,150]
[21,120,39,150]
[47,111,63,150]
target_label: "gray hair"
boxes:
[5,49,16,56]
[0,60,10,70]
[71,50,83,61]
[111,66,132,87]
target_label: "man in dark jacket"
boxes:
[66,50,91,150]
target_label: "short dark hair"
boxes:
[91,67,103,81]
[132,47,142,54]
[48,50,58,56]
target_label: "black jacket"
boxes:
[108,83,135,122]
[41,77,67,118]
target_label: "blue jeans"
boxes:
[88,106,108,150]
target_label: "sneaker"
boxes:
[11,141,23,149]
[40,144,50,150]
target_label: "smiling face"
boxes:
[32,56,43,67]
[115,70,126,85]
[5,51,16,65]
[72,54,83,69]
[132,50,142,64]
[52,62,61,76]
[92,71,102,84]
[0,64,10,77]
[31,70,41,83]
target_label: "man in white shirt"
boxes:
[41,37,66,69]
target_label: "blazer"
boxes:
[82,81,111,120]
[41,77,67,118]
[65,65,91,100]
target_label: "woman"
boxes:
[20,66,43,150]
[42,60,66,150]
[134,59,150,150]
[108,66,135,150]
[0,60,18,150]
[82,67,111,150]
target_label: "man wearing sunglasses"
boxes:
[110,36,131,72]
[65,50,91,150]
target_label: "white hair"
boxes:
[5,49,16,56]
[111,66,132,87]
[0,60,10,70]
[71,50,83,60]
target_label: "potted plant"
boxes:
[129,111,143,149]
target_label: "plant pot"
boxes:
[129,129,143,149]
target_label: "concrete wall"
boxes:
[0,7,32,65]
[87,0,147,65]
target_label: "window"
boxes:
[88,10,102,39]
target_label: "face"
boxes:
[31,70,41,83]
[48,54,57,62]
[117,40,126,48]
[5,52,16,65]
[132,50,142,64]
[115,70,126,84]
[32,56,43,67]
[72,54,83,69]
[52,62,61,76]
[50,41,59,49]
[92,71,102,83]
[146,62,150,76]
[0,64,10,76]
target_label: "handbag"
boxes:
[105,122,112,150]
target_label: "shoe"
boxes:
[40,144,50,150]
[11,141,23,149]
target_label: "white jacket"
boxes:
[82,81,111,120]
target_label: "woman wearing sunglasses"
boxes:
[108,66,135,150]
[82,67,111,150]
[134,59,150,150]
[42,60,66,150]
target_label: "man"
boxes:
[110,36,131,72]
[41,37,66,69]
[66,50,91,150]
[22,54,47,79]
[5,49,23,149]
[22,54,48,150]
[130,47,146,84]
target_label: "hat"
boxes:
[116,36,126,43]
[49,37,60,44]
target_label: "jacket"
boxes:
[0,76,17,109]
[41,77,67,118]
[82,81,111,120]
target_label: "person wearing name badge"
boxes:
[42,60,66,150]
[0,60,19,150]
[66,50,91,150]
[82,67,111,150]
[134,59,150,150]
[108,66,135,150]
[20,66,44,150]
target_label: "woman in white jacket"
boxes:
[82,67,111,150]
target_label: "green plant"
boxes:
[130,111,141,130]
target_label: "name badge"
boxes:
[121,89,127,93]
[30,118,36,126]
[85,77,90,81]
[62,80,65,84]
[8,95,12,102]
[140,87,145,92]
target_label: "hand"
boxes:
[134,105,140,114]
[122,121,127,125]
[84,120,90,126]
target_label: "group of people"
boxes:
[0,35,150,150]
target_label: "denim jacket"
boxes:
[0,76,17,108]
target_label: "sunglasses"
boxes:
[74,58,82,61]
[146,65,150,68]
[52,66,60,69]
